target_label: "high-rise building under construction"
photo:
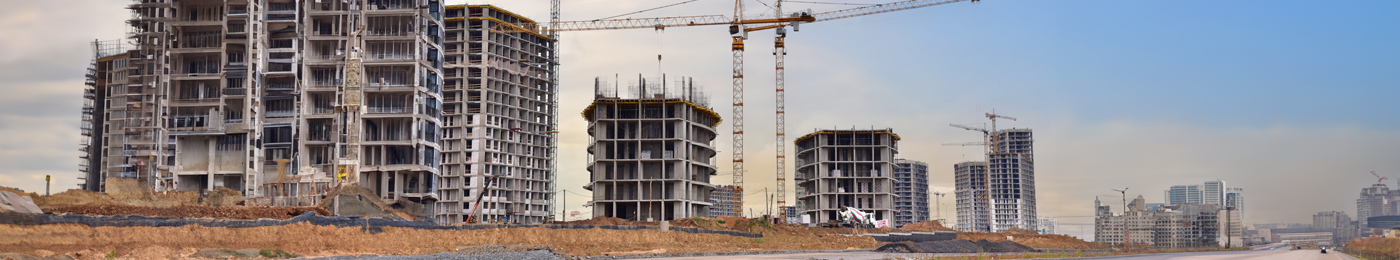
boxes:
[583,76,720,221]
[794,129,900,224]
[954,128,1036,232]
[82,0,448,218]
[893,159,929,227]
[434,5,558,225]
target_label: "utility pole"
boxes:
[933,192,946,224]
[45,175,50,196]
[1113,188,1129,250]
[562,189,567,222]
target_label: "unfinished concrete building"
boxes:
[79,40,133,192]
[709,185,741,217]
[988,129,1036,232]
[584,76,720,221]
[954,161,989,232]
[435,5,557,224]
[893,158,929,227]
[794,129,900,224]
[84,0,446,213]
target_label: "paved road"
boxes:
[643,246,1358,260]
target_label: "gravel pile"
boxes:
[973,239,1036,252]
[294,251,563,260]
[293,245,565,260]
[876,239,1036,253]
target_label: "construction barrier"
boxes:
[0,212,763,238]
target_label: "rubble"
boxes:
[0,190,41,214]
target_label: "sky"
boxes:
[1,0,1397,239]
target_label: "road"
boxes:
[644,245,1359,260]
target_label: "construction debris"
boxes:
[0,190,41,214]
[316,185,412,220]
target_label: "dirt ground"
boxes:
[0,222,880,259]
[0,184,1103,258]
[0,216,1102,259]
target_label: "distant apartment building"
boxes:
[1094,203,1241,248]
[709,185,741,217]
[893,159,929,226]
[794,129,899,224]
[1314,211,1352,230]
[1357,183,1399,236]
[1037,217,1057,234]
[583,76,720,221]
[1226,187,1244,212]
[1165,185,1202,205]
[435,4,558,225]
[1165,181,1243,217]
[781,206,800,222]
[954,161,989,232]
[83,0,447,213]
[1203,180,1225,206]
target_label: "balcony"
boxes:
[366,0,414,10]
[223,88,246,96]
[267,82,295,91]
[368,106,409,114]
[180,60,220,75]
[267,3,297,12]
[270,39,295,49]
[267,110,294,118]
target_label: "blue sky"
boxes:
[0,0,1396,239]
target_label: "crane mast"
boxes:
[773,0,788,220]
[548,0,562,222]
[338,1,366,185]
[731,0,747,215]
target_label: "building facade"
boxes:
[709,185,741,217]
[1166,185,1202,205]
[583,76,720,221]
[86,0,446,215]
[1094,203,1237,248]
[954,161,989,232]
[1314,211,1352,230]
[893,158,929,227]
[1203,180,1225,206]
[987,129,1036,232]
[1357,183,1399,236]
[434,5,557,225]
[794,129,899,224]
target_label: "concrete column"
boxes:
[380,171,389,199]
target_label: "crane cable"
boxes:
[592,0,704,21]
[786,0,876,5]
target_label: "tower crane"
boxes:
[1372,171,1388,184]
[948,123,992,232]
[984,111,1016,155]
[494,0,982,217]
